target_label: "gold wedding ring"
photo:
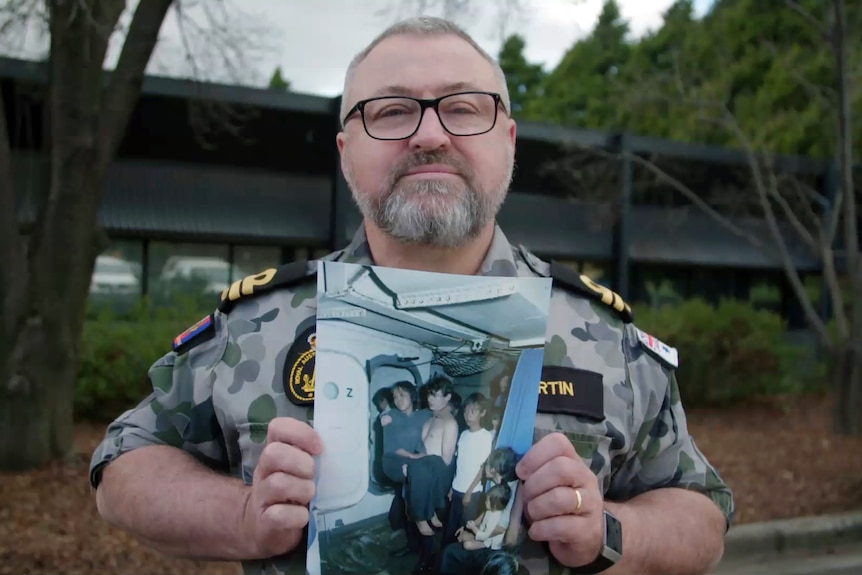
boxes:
[574,488,583,512]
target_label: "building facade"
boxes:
[3,56,843,328]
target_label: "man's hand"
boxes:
[241,418,323,558]
[517,432,604,568]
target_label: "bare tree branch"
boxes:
[762,40,835,107]
[721,106,834,344]
[825,164,845,245]
[162,0,270,150]
[833,0,859,291]
[822,242,847,339]
[784,0,831,41]
[97,0,173,175]
[763,159,820,253]
[582,143,770,251]
[0,0,48,59]
[776,173,829,239]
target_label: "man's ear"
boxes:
[507,118,517,148]
[336,132,350,179]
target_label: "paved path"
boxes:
[714,544,862,575]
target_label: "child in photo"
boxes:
[444,393,494,545]
[457,482,512,551]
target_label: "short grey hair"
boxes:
[339,16,511,125]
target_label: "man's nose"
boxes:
[408,107,451,150]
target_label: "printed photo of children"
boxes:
[307,261,552,575]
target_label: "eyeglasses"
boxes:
[342,91,505,141]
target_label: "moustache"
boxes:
[391,152,469,182]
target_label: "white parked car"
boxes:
[89,255,140,296]
[159,256,247,295]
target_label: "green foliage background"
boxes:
[501,0,860,159]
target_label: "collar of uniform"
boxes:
[334,225,375,265]
[334,223,523,278]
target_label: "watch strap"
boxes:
[568,553,615,574]
[569,509,622,574]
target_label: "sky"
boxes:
[194,0,715,96]
[2,0,714,98]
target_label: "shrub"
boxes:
[76,294,822,420]
[76,296,214,422]
[633,298,819,407]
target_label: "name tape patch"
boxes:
[635,328,679,369]
[172,314,215,354]
[536,366,605,421]
[283,326,316,406]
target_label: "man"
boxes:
[404,376,458,537]
[400,376,458,570]
[90,15,734,575]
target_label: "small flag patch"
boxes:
[635,328,679,369]
[173,315,214,352]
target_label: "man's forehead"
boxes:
[368,80,487,99]
[350,34,497,99]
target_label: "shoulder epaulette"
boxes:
[217,260,316,314]
[548,261,634,323]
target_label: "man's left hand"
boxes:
[516,432,604,568]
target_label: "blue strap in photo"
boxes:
[494,346,544,458]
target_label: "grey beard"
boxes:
[344,152,513,249]
[371,179,486,248]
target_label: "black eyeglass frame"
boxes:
[341,90,507,141]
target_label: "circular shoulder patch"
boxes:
[283,326,316,406]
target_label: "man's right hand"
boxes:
[242,417,323,558]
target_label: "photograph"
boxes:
[306,261,553,575]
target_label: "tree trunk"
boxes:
[830,0,861,437]
[0,1,117,470]
[0,307,79,469]
[0,0,172,471]
[0,135,105,468]
[832,339,862,436]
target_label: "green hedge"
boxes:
[76,297,213,421]
[75,295,826,421]
[633,298,826,407]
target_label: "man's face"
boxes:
[426,388,451,412]
[337,34,517,248]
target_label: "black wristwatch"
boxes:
[570,509,623,574]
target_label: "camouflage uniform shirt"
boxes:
[90,223,735,575]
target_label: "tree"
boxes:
[497,34,546,118]
[537,0,632,129]
[615,0,707,142]
[268,66,291,91]
[0,0,267,471]
[568,0,862,434]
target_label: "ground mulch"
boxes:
[2,391,861,575]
